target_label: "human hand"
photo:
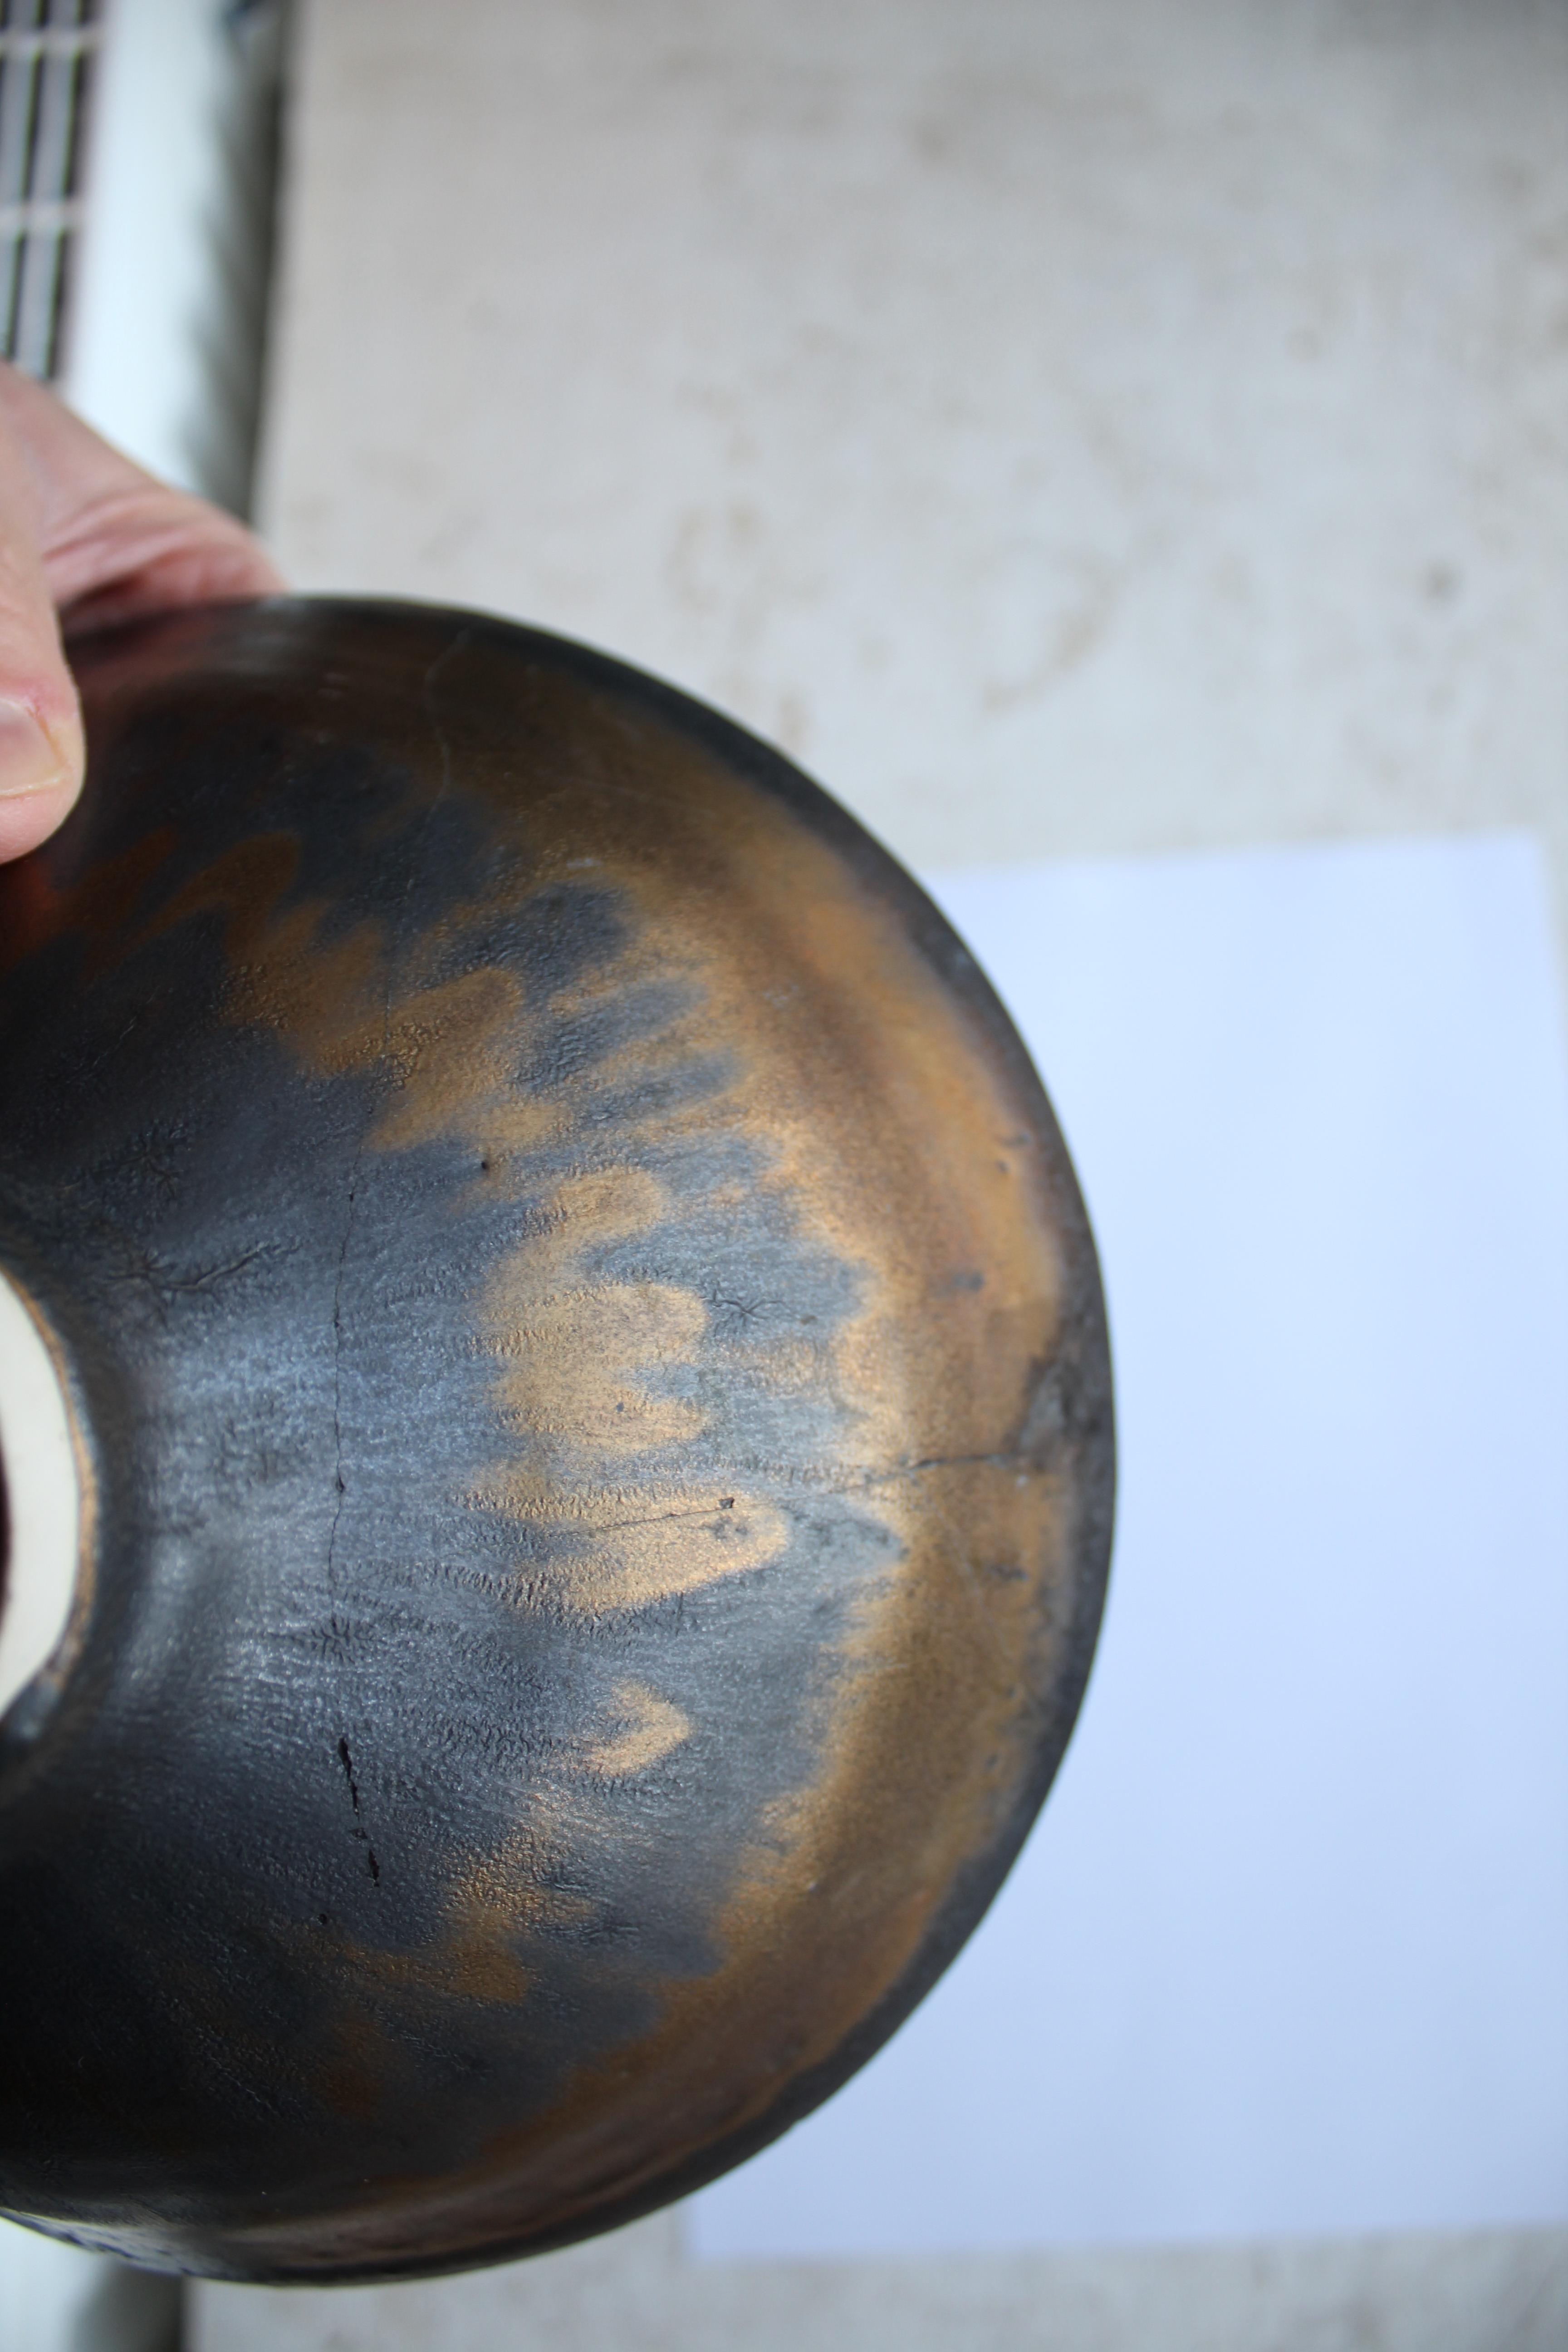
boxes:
[0,362,284,865]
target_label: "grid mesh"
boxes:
[0,0,98,381]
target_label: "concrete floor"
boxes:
[193,2211,1568,2352]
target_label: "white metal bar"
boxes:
[0,31,98,64]
[63,0,286,506]
[0,192,82,232]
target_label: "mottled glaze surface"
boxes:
[0,600,1112,2280]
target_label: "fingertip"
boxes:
[0,776,80,862]
[0,697,83,862]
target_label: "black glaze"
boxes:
[0,600,1113,2279]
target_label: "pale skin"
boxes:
[0,362,283,866]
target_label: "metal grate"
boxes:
[0,0,98,381]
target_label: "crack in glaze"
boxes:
[324,1142,364,1589]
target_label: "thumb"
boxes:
[0,403,82,864]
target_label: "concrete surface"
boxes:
[191,2210,1568,2352]
[0,2216,178,2352]
[259,0,1567,897]
[195,1,1568,2344]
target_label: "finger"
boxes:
[0,396,83,864]
[0,364,284,633]
[0,366,284,864]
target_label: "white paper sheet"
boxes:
[686,833,1568,2260]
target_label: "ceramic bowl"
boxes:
[0,600,1112,2279]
